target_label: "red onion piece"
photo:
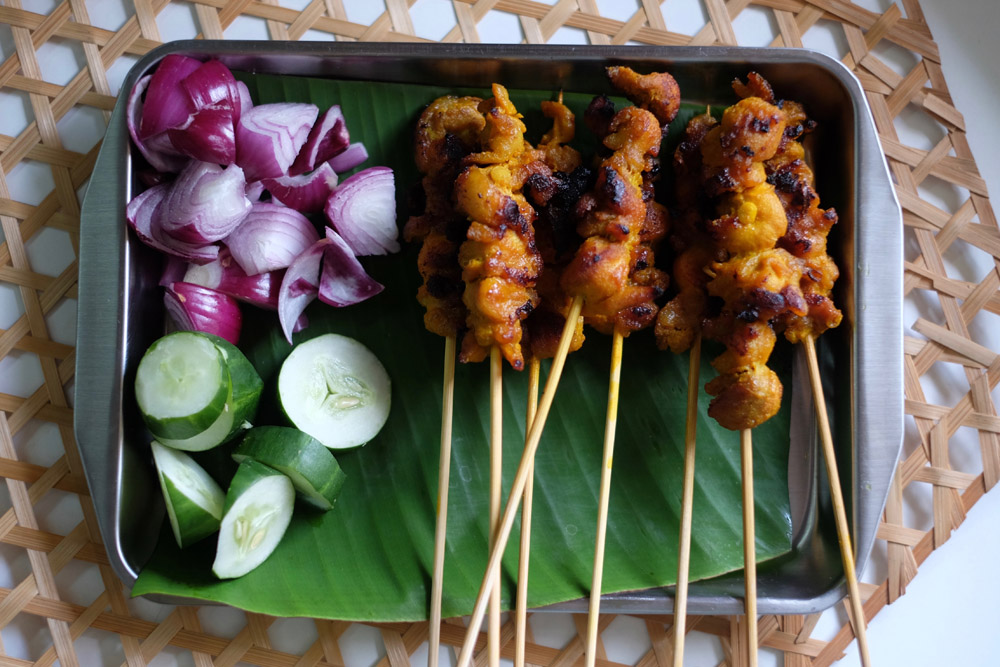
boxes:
[182,60,241,122]
[277,238,327,343]
[183,247,281,309]
[236,81,253,115]
[164,282,242,345]
[160,255,189,287]
[126,184,219,264]
[245,179,265,202]
[289,106,349,176]
[327,142,368,173]
[324,166,399,256]
[139,54,201,140]
[235,103,318,182]
[224,202,320,275]
[159,161,252,244]
[318,227,384,307]
[127,75,189,173]
[262,161,338,213]
[167,106,236,165]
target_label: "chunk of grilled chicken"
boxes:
[405,96,486,339]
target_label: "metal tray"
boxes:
[75,41,903,615]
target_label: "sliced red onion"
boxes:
[318,227,384,307]
[235,103,318,182]
[182,60,241,122]
[138,54,201,140]
[236,81,253,115]
[164,282,242,345]
[127,75,188,173]
[224,202,320,275]
[289,106,349,176]
[262,162,338,213]
[324,166,399,256]
[327,142,368,173]
[159,161,252,244]
[245,179,265,202]
[277,238,327,343]
[167,106,236,165]
[126,185,219,264]
[183,247,281,309]
[160,255,189,287]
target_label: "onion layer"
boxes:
[126,184,219,264]
[138,54,201,140]
[159,161,252,244]
[164,281,242,344]
[289,106,349,176]
[236,103,318,181]
[183,247,281,309]
[225,202,320,275]
[318,227,384,307]
[324,166,399,256]
[262,161,338,213]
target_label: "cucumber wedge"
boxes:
[233,426,346,510]
[150,441,225,548]
[212,460,294,579]
[136,332,230,440]
[277,334,391,450]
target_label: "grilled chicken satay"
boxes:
[522,98,590,360]
[656,74,842,431]
[405,96,486,339]
[560,67,679,335]
[455,85,544,370]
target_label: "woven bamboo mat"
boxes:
[0,0,995,664]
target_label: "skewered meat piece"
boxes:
[522,98,590,361]
[561,66,678,336]
[405,96,486,339]
[455,85,544,370]
[656,73,843,431]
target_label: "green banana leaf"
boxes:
[131,75,794,621]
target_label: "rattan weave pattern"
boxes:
[0,0,995,665]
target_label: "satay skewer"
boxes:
[455,296,583,667]
[741,428,758,666]
[429,336,457,667]
[803,335,871,667]
[584,328,624,667]
[515,358,541,667]
[672,333,702,666]
[488,347,503,667]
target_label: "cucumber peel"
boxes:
[233,426,346,510]
[151,442,225,548]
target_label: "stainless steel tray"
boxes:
[75,41,903,615]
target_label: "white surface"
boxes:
[0,0,998,664]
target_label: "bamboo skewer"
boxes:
[741,428,758,666]
[428,336,457,667]
[488,347,503,667]
[515,359,541,667]
[585,328,625,667]
[672,334,702,667]
[803,335,872,667]
[455,296,583,667]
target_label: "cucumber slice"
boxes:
[212,460,294,579]
[277,334,391,450]
[233,426,346,510]
[135,332,230,440]
[150,441,225,548]
[144,332,264,452]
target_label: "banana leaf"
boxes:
[131,75,794,620]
